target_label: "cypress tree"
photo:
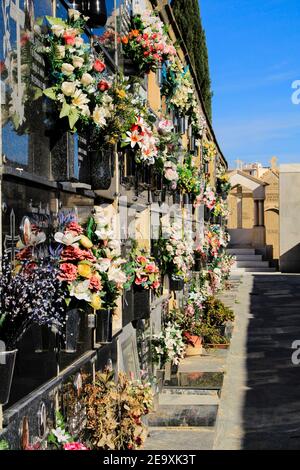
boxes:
[171,0,213,121]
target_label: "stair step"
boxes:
[234,260,269,268]
[244,267,276,272]
[227,248,255,255]
[234,254,263,261]
[148,391,219,427]
[143,427,215,450]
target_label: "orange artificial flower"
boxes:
[131,29,140,37]
[121,36,129,44]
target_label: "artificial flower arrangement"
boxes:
[154,118,181,189]
[122,114,159,165]
[85,207,127,310]
[152,322,186,367]
[202,140,217,163]
[64,370,153,450]
[216,173,232,195]
[42,9,113,132]
[194,183,217,210]
[124,245,161,293]
[121,10,176,75]
[52,213,104,311]
[177,155,201,196]
[212,198,230,220]
[155,221,194,281]
[0,254,66,350]
[162,64,206,138]
[48,411,89,450]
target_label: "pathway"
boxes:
[214,272,300,450]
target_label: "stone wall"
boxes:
[280,164,300,272]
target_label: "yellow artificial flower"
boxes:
[80,235,93,249]
[78,262,92,278]
[116,88,126,99]
[91,293,102,311]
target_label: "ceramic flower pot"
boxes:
[185,335,203,357]
[0,349,17,405]
[169,275,184,292]
[133,287,151,320]
[61,309,81,353]
[96,309,113,344]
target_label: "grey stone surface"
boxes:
[144,427,215,450]
[214,272,300,450]
[280,164,300,272]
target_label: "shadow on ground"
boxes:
[242,274,300,449]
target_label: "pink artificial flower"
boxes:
[137,256,148,265]
[89,275,102,291]
[145,264,158,273]
[58,263,78,282]
[93,59,106,73]
[152,280,160,290]
[66,222,83,235]
[185,304,195,317]
[63,442,89,451]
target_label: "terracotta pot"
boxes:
[185,335,203,357]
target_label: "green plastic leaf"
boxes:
[45,16,66,27]
[43,87,56,100]
[68,108,79,130]
[60,102,71,119]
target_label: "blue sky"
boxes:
[200,0,300,168]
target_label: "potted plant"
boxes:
[124,249,161,321]
[199,297,235,348]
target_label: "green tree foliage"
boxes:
[171,0,213,121]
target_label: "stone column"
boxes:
[254,200,259,226]
[258,200,265,226]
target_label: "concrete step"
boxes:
[234,260,269,268]
[148,391,219,427]
[143,427,215,450]
[227,248,255,255]
[234,254,263,261]
[244,267,276,272]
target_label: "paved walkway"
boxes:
[214,273,300,450]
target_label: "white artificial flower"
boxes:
[54,231,81,245]
[61,81,77,96]
[72,89,90,109]
[108,267,127,285]
[52,427,70,444]
[61,63,75,76]
[72,56,85,68]
[68,8,81,21]
[56,45,66,59]
[95,258,111,273]
[75,36,84,48]
[81,72,94,86]
[70,280,91,301]
[92,105,107,127]
[51,24,65,37]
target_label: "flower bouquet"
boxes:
[124,248,161,320]
[42,9,112,132]
[152,322,186,367]
[121,10,176,75]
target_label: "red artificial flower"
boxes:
[63,442,89,451]
[97,80,110,92]
[152,280,160,290]
[136,256,148,264]
[63,32,76,46]
[143,51,150,57]
[93,59,106,73]
[145,264,156,273]
[16,246,33,260]
[58,263,78,282]
[131,124,140,132]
